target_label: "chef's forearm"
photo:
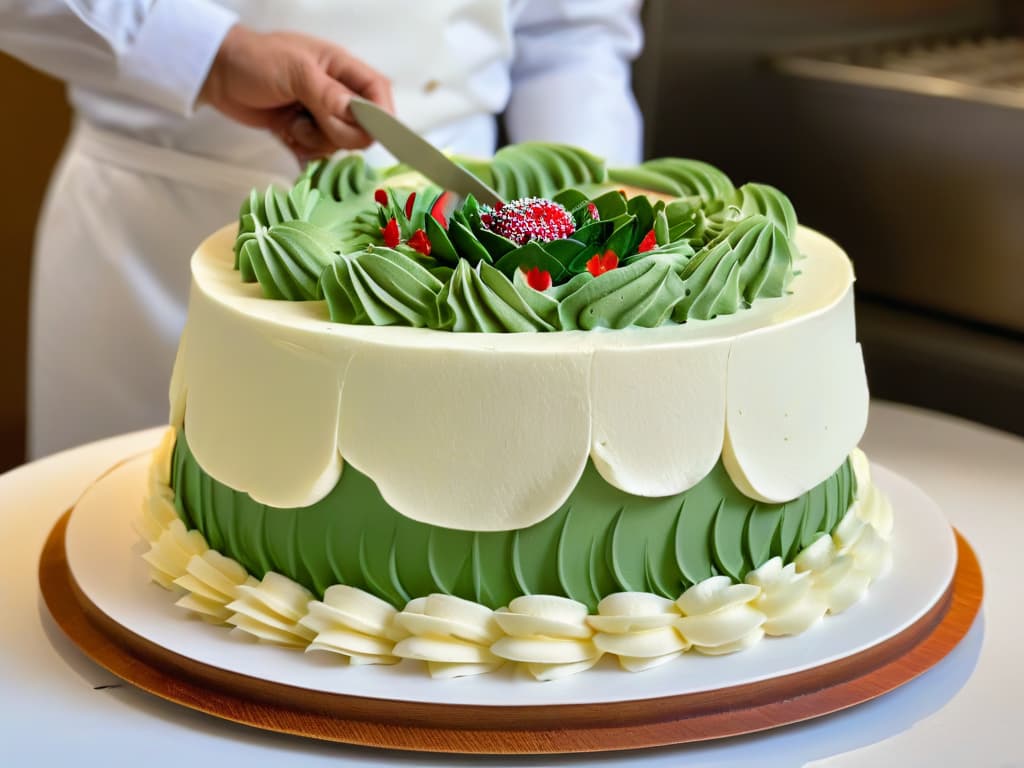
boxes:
[0,0,237,116]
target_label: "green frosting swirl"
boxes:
[298,154,378,202]
[321,245,444,327]
[609,158,736,203]
[171,430,855,612]
[558,244,692,330]
[437,260,555,332]
[728,182,798,240]
[234,220,339,301]
[476,143,607,200]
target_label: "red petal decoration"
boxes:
[374,188,388,206]
[404,192,417,219]
[587,202,599,221]
[638,229,657,253]
[430,191,453,229]
[408,228,432,256]
[524,266,552,291]
[586,250,619,277]
[381,218,400,248]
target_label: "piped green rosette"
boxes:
[231,143,800,331]
[171,430,855,612]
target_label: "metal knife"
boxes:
[348,96,504,207]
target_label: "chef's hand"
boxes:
[199,24,393,161]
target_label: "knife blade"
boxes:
[348,96,504,207]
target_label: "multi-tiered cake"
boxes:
[138,144,892,680]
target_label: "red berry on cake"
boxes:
[404,192,417,219]
[381,218,400,248]
[638,229,657,253]
[524,266,553,291]
[587,250,619,277]
[408,229,432,257]
[480,197,576,245]
[374,188,388,206]
[587,202,599,221]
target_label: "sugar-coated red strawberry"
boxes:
[638,229,657,253]
[481,197,576,245]
[587,202,599,221]
[524,266,552,291]
[381,218,400,248]
[408,228,431,256]
[587,250,619,277]
[374,188,388,206]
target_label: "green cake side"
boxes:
[170,429,855,613]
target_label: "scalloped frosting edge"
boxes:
[137,428,893,681]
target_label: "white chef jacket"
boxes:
[0,0,644,459]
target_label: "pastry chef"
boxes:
[0,0,644,458]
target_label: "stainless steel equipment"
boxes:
[636,1,1024,434]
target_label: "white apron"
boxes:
[29,0,512,458]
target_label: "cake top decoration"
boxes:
[232,143,800,332]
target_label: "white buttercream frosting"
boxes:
[170,225,867,531]
[675,577,766,654]
[225,573,317,647]
[745,558,826,636]
[590,593,689,671]
[140,434,894,680]
[173,549,256,622]
[392,595,503,678]
[300,585,406,665]
[491,596,602,681]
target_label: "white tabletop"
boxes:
[2,401,1021,767]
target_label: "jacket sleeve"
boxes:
[0,0,238,116]
[504,0,644,166]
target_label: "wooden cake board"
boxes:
[39,509,982,755]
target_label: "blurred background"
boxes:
[2,0,1022,472]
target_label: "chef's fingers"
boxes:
[291,61,373,150]
[323,49,395,116]
[266,107,333,161]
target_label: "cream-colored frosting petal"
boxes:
[526,656,603,681]
[593,626,689,657]
[310,585,406,640]
[587,614,679,633]
[304,629,397,657]
[590,341,729,496]
[490,636,599,664]
[142,519,208,588]
[392,636,500,665]
[324,585,400,631]
[722,289,869,504]
[174,592,233,622]
[676,576,761,616]
[338,343,592,531]
[178,275,345,509]
[675,604,766,648]
[693,627,766,655]
[233,573,313,622]
[745,558,826,636]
